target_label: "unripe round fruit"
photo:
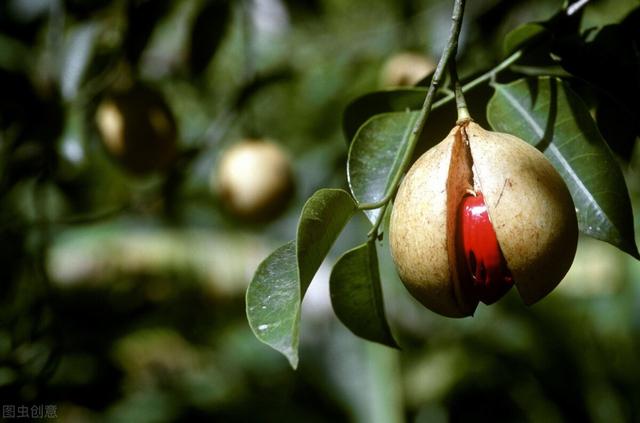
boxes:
[95,84,177,175]
[389,121,578,317]
[380,52,436,87]
[214,139,294,221]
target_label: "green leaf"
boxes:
[348,112,419,224]
[247,189,357,368]
[297,189,358,287]
[487,77,639,258]
[503,23,547,57]
[246,241,299,367]
[330,242,398,347]
[343,88,426,143]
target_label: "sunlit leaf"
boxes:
[348,112,418,224]
[330,242,398,347]
[487,76,639,258]
[246,241,299,367]
[343,88,425,143]
[247,189,357,368]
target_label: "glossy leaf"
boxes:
[348,112,418,224]
[247,189,357,368]
[246,241,299,367]
[330,242,398,347]
[343,88,425,143]
[487,77,639,258]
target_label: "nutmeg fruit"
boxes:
[389,121,578,317]
[95,84,177,175]
[214,139,294,221]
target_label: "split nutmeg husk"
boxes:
[389,121,578,317]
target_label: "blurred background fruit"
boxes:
[379,51,436,87]
[95,84,178,175]
[214,139,294,222]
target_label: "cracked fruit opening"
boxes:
[389,122,578,317]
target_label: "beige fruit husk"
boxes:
[389,121,578,317]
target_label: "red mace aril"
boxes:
[389,121,578,317]
[457,192,513,305]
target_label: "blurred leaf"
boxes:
[0,67,62,188]
[60,23,99,101]
[124,0,172,66]
[343,88,425,143]
[0,33,30,73]
[0,69,34,132]
[189,0,230,76]
[348,112,418,224]
[247,189,357,368]
[233,67,294,111]
[330,242,397,347]
[1,143,47,189]
[64,0,112,19]
[282,0,323,18]
[503,23,547,57]
[0,2,47,45]
[487,77,639,258]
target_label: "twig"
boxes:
[363,0,468,240]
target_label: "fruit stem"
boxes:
[358,0,468,213]
[450,60,470,124]
[431,49,522,111]
[445,7,471,124]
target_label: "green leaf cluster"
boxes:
[247,2,640,367]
